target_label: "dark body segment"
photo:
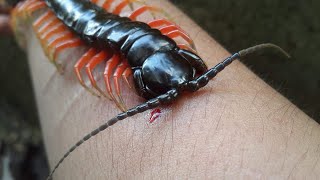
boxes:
[98,21,150,52]
[120,28,160,56]
[44,0,207,99]
[45,0,176,60]
[127,34,177,67]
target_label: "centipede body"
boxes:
[10,0,289,179]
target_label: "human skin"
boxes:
[22,0,320,179]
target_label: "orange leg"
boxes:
[41,23,66,41]
[25,1,46,15]
[104,54,126,111]
[113,0,142,15]
[33,11,54,30]
[122,67,133,89]
[36,21,64,48]
[47,32,73,47]
[148,19,196,51]
[101,0,114,11]
[113,61,131,108]
[159,25,183,34]
[18,0,38,14]
[166,29,196,51]
[18,0,41,18]
[148,19,173,28]
[39,27,70,60]
[17,0,37,12]
[129,5,164,20]
[160,25,196,51]
[74,48,102,97]
[37,18,61,35]
[75,48,97,87]
[85,51,110,98]
[46,31,73,55]
[52,38,83,60]
[51,38,83,73]
[149,20,190,39]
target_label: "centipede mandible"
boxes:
[10,0,290,179]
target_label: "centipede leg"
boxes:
[122,67,133,89]
[104,54,127,111]
[101,0,114,11]
[33,11,55,30]
[37,18,61,37]
[36,21,63,49]
[52,38,83,60]
[32,11,79,73]
[37,23,65,49]
[41,23,66,41]
[113,0,143,15]
[17,0,37,12]
[85,51,110,98]
[148,18,173,28]
[128,5,170,21]
[18,0,39,17]
[148,19,197,51]
[113,61,131,109]
[25,1,46,16]
[46,31,73,57]
[168,30,196,50]
[38,28,69,58]
[74,48,101,97]
[161,25,196,51]
[148,19,190,36]
[51,38,83,73]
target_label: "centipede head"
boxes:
[133,50,207,99]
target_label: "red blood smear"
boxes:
[149,108,161,123]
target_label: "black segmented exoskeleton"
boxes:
[45,0,210,99]
[11,0,290,179]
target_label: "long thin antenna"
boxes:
[47,89,178,180]
[239,43,290,58]
[187,43,290,91]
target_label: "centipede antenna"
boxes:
[238,43,290,58]
[186,43,290,92]
[46,89,179,180]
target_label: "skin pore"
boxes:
[22,0,320,179]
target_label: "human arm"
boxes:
[24,0,320,179]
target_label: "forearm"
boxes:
[24,0,320,179]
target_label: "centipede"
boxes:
[9,0,290,179]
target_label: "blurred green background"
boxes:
[0,0,319,179]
